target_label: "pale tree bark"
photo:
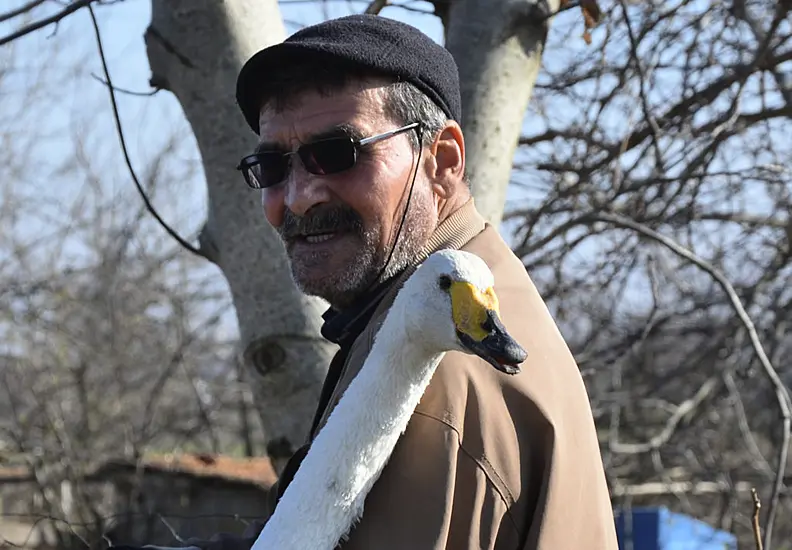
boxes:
[439,0,560,226]
[145,0,336,473]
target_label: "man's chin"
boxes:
[283,233,385,307]
[293,276,364,310]
[290,261,379,310]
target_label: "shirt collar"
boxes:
[319,274,401,347]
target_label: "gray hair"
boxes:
[381,80,449,150]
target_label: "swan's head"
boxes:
[400,249,528,375]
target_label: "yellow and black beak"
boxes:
[448,280,527,375]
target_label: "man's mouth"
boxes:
[303,232,336,244]
[290,230,358,247]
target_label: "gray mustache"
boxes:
[280,205,364,240]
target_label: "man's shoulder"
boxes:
[459,223,532,290]
[414,222,596,478]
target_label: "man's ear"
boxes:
[426,121,465,198]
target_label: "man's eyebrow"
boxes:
[254,140,283,155]
[254,123,364,155]
[311,123,364,142]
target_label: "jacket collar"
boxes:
[320,198,486,348]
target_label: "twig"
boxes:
[2,510,270,549]
[0,0,48,25]
[86,5,205,259]
[611,480,790,498]
[394,5,433,14]
[752,488,763,550]
[90,73,160,96]
[157,513,187,543]
[723,371,775,480]
[0,510,268,526]
[593,212,792,549]
[364,0,388,14]
[0,0,93,47]
[610,376,719,454]
[620,0,665,171]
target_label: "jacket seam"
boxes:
[412,410,521,536]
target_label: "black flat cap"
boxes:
[235,14,461,134]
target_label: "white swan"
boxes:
[250,249,527,550]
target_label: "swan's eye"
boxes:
[438,274,452,291]
[481,315,495,333]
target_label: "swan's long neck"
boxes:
[251,298,442,550]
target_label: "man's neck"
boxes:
[436,188,472,224]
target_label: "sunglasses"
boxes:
[237,122,421,189]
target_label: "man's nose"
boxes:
[284,167,332,217]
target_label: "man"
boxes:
[192,13,616,550]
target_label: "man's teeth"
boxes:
[305,233,335,244]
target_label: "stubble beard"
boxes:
[286,194,435,310]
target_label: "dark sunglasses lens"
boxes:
[300,139,356,175]
[248,153,287,188]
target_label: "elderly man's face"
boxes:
[257,81,437,308]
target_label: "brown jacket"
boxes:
[186,200,618,549]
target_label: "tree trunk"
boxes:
[441,0,559,226]
[145,0,336,473]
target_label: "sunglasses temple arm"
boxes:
[358,122,421,147]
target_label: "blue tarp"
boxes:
[614,507,737,550]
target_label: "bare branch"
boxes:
[0,0,94,47]
[723,371,775,480]
[592,211,792,545]
[86,4,205,259]
[157,513,187,544]
[609,377,719,454]
[0,0,48,25]
[752,488,764,550]
[611,480,790,498]
[89,73,160,97]
[364,0,388,15]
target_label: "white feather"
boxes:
[250,250,494,550]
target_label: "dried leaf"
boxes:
[581,0,602,29]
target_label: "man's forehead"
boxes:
[256,86,384,146]
[258,108,363,143]
[255,122,364,154]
